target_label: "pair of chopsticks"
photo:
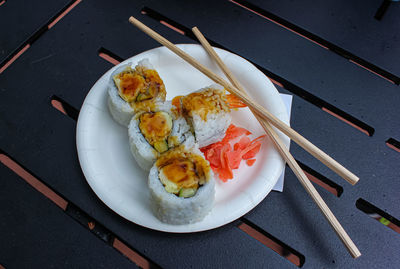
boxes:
[128,16,361,258]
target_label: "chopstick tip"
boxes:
[350,175,360,186]
[128,16,136,23]
[352,250,362,259]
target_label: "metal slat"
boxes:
[1,0,399,267]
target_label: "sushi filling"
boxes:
[181,88,230,121]
[113,66,166,108]
[156,149,210,198]
[139,111,173,153]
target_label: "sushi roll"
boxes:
[173,85,231,148]
[108,59,166,127]
[128,102,193,171]
[148,145,215,224]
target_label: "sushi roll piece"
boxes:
[173,85,231,148]
[128,102,193,171]
[148,145,215,224]
[108,59,166,127]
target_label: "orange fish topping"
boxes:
[113,66,166,109]
[161,159,198,189]
[181,88,229,121]
[156,147,210,189]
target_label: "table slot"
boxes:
[296,161,343,197]
[51,95,79,121]
[0,151,68,210]
[0,44,31,74]
[356,198,400,234]
[385,138,400,153]
[47,0,82,29]
[66,203,159,268]
[239,217,305,267]
[98,47,123,66]
[375,0,392,21]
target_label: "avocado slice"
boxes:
[154,140,168,153]
[178,188,197,198]
[159,171,180,194]
[136,93,152,101]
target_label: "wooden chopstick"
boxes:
[191,27,361,258]
[128,16,359,186]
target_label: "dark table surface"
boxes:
[1,0,399,268]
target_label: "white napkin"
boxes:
[272,94,293,192]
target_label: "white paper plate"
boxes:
[76,44,289,232]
